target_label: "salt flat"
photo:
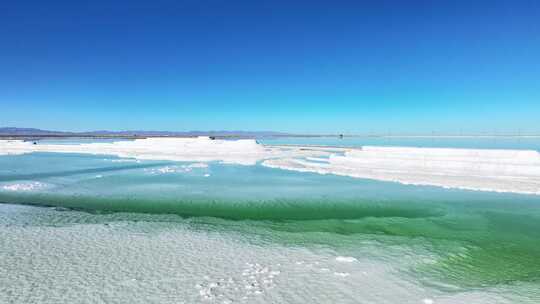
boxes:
[1,137,539,195]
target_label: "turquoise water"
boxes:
[1,147,540,303]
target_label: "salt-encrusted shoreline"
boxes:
[262,146,540,195]
[1,137,539,195]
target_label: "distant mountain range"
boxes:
[0,127,292,138]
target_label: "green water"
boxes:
[1,152,540,300]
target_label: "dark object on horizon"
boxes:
[209,136,216,140]
[33,142,37,145]
[339,134,344,139]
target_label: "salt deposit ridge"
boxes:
[1,137,539,195]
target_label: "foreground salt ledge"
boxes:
[1,138,540,195]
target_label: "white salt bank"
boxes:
[1,137,540,195]
[262,146,540,195]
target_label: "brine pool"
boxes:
[1,150,539,303]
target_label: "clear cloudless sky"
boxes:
[1,0,539,134]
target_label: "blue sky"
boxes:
[1,0,539,134]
